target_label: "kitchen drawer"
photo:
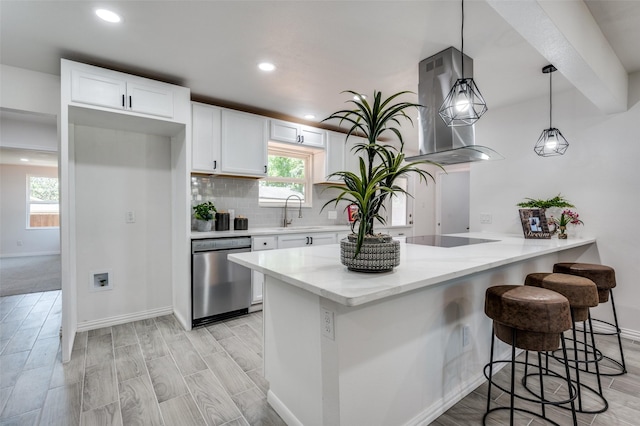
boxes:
[253,236,277,251]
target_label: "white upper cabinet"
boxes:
[192,103,221,173]
[221,109,268,177]
[345,135,367,175]
[270,119,325,148]
[314,132,365,183]
[191,104,268,177]
[70,67,174,118]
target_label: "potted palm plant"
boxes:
[322,90,439,272]
[193,201,217,232]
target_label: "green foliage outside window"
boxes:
[30,177,59,201]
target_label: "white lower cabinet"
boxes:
[277,232,337,249]
[251,236,277,304]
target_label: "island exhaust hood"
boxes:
[406,47,503,166]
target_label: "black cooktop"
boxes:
[405,235,498,248]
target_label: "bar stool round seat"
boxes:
[525,272,607,414]
[483,285,577,426]
[554,262,626,376]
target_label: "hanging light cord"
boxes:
[460,0,465,77]
[549,69,553,128]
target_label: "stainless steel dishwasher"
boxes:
[192,237,252,327]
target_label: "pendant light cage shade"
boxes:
[534,127,569,157]
[535,64,569,157]
[439,77,488,127]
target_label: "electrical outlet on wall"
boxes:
[462,324,470,347]
[321,307,335,340]
[480,213,492,224]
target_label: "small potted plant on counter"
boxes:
[322,90,440,272]
[551,209,584,239]
[193,201,217,232]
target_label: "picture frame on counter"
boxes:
[519,208,552,239]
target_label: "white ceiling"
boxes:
[0,147,58,167]
[1,1,638,145]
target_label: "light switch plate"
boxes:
[328,210,337,220]
[126,211,136,223]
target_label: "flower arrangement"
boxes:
[551,209,583,239]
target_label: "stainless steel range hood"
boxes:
[406,47,503,166]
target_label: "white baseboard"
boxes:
[267,390,303,426]
[76,306,173,332]
[574,322,640,342]
[0,251,60,258]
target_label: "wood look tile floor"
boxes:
[2,290,639,425]
[0,290,284,426]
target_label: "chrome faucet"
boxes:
[284,195,302,227]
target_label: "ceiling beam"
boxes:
[487,0,627,114]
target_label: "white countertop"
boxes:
[229,232,596,307]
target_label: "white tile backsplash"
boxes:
[191,175,350,229]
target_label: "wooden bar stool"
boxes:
[483,285,577,426]
[525,272,607,414]
[554,262,627,376]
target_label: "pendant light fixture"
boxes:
[534,65,569,157]
[439,0,488,127]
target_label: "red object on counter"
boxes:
[347,204,359,223]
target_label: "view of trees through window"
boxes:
[259,150,309,202]
[28,176,59,228]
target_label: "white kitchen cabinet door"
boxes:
[270,120,325,148]
[277,234,309,249]
[270,120,300,144]
[277,232,337,248]
[252,270,264,304]
[191,103,221,173]
[300,126,325,148]
[126,82,174,118]
[309,233,337,245]
[71,68,174,118]
[221,109,268,177]
[345,135,366,175]
[71,69,126,110]
[251,235,276,304]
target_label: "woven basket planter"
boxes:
[340,234,400,273]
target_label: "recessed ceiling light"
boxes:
[353,94,367,101]
[258,62,276,72]
[304,114,316,120]
[95,9,121,23]
[20,158,29,162]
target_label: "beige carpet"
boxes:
[0,255,61,297]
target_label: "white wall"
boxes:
[470,72,640,337]
[0,113,58,151]
[0,65,60,116]
[0,164,60,256]
[74,125,173,326]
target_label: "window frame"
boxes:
[26,174,60,229]
[259,145,313,208]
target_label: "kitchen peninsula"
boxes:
[229,233,597,426]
